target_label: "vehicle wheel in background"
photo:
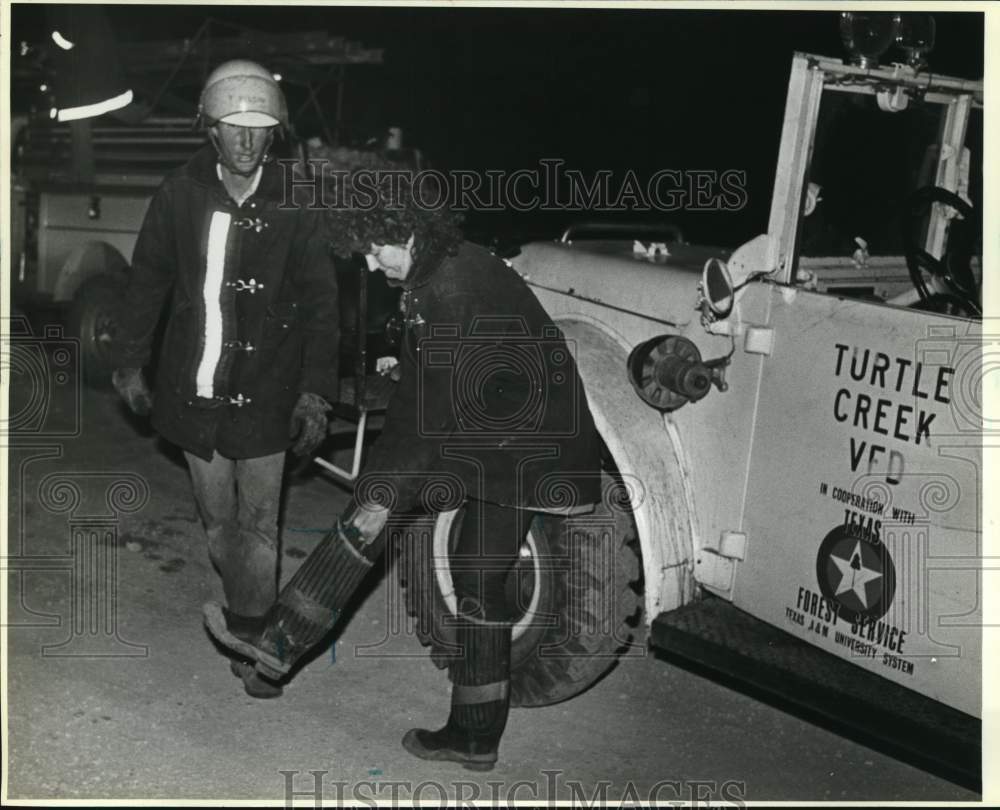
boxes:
[68,275,123,388]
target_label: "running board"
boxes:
[650,597,980,791]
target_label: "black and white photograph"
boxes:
[1,1,993,804]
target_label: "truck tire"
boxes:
[397,472,643,707]
[69,276,123,388]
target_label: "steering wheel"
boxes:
[901,186,981,317]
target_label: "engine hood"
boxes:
[511,240,731,326]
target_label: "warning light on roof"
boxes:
[839,12,895,69]
[894,13,935,70]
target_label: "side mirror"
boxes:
[701,257,734,318]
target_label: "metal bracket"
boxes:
[744,327,774,356]
[695,550,735,592]
[702,529,747,561]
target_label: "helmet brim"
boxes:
[216,111,281,128]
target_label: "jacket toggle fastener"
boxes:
[234,216,267,233]
[217,393,252,407]
[226,278,265,293]
[224,340,256,353]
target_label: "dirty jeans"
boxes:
[184,450,284,618]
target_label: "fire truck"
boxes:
[389,47,984,788]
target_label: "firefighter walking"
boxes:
[113,60,339,700]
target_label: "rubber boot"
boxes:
[204,518,381,679]
[229,659,284,699]
[221,610,283,698]
[401,609,512,771]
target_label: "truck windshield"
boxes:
[800,92,982,261]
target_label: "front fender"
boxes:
[53,241,129,302]
[557,318,697,620]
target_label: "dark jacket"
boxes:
[115,146,339,461]
[360,242,601,513]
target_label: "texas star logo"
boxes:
[815,524,897,623]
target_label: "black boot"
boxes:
[229,659,284,699]
[219,610,284,698]
[402,612,512,771]
[204,518,381,679]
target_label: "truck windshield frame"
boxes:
[766,53,983,291]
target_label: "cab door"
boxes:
[730,282,984,718]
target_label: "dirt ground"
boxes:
[2,355,981,803]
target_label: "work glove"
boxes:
[376,356,401,382]
[289,392,332,456]
[112,367,153,416]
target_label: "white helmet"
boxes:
[198,59,287,129]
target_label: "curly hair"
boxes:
[326,168,464,276]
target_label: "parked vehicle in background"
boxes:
[10,117,203,384]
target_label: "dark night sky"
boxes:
[10,4,986,245]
